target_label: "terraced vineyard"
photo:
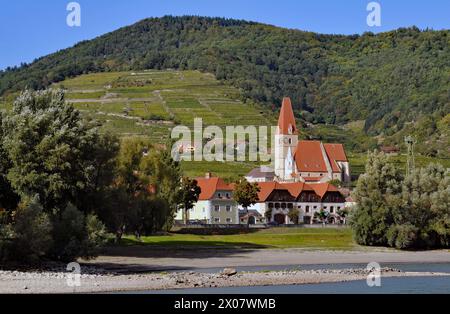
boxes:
[53,70,276,179]
[46,70,276,141]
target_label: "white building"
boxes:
[175,174,239,224]
[245,181,347,225]
[271,97,351,183]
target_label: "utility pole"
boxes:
[404,136,416,176]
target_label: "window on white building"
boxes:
[330,206,334,213]
[226,218,232,223]
[226,205,231,212]
[214,218,220,223]
[214,205,220,212]
[218,193,222,198]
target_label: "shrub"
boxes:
[50,204,107,262]
[10,198,53,263]
[0,223,14,262]
[85,213,108,256]
[387,224,418,249]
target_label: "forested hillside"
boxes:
[0,16,448,156]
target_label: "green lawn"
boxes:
[180,160,258,181]
[120,227,355,250]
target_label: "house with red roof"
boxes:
[244,181,347,225]
[175,173,239,224]
[247,97,351,184]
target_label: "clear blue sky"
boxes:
[0,0,448,70]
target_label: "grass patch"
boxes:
[121,227,355,250]
[181,161,258,181]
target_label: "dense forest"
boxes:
[0,16,448,156]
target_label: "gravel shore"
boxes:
[1,266,449,294]
[2,248,450,293]
[84,247,450,272]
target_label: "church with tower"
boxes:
[177,97,352,225]
[247,97,351,184]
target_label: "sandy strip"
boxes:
[0,268,449,294]
[83,248,450,273]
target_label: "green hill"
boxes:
[0,69,448,181]
[0,16,448,157]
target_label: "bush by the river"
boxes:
[350,151,450,250]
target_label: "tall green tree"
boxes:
[233,179,260,226]
[104,137,182,237]
[351,151,449,249]
[350,151,403,246]
[178,177,201,225]
[387,163,450,249]
[149,142,182,230]
[1,89,118,213]
[0,111,19,211]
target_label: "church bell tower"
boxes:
[274,97,298,181]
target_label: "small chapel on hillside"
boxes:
[246,97,351,184]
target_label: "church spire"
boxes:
[277,97,297,135]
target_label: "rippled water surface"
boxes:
[131,263,450,294]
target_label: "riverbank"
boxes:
[84,247,450,273]
[2,248,450,293]
[1,266,449,294]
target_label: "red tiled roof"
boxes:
[257,182,286,202]
[324,143,348,172]
[310,183,339,198]
[195,177,233,200]
[255,181,342,202]
[278,97,298,135]
[294,141,328,172]
[280,182,305,198]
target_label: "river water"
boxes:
[135,263,450,294]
